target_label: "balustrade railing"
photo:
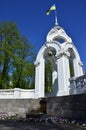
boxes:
[69,74,86,94]
[0,88,35,98]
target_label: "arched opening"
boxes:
[68,48,75,78]
[45,60,52,93]
[44,47,58,97]
[53,37,66,44]
[69,59,74,77]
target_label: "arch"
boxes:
[46,26,72,43]
[64,43,83,77]
[64,43,80,60]
[34,41,61,98]
[53,36,67,44]
[35,41,61,61]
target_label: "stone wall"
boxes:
[0,99,40,118]
[46,94,86,121]
[0,94,86,121]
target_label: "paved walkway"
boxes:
[0,120,85,130]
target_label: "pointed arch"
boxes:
[34,41,61,98]
[64,43,83,77]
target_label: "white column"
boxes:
[35,58,45,98]
[57,55,70,96]
[73,59,83,77]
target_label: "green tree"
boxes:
[0,21,35,89]
[0,22,21,88]
[12,36,35,89]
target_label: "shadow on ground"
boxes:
[0,120,85,130]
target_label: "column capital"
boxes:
[56,49,70,59]
[34,61,40,67]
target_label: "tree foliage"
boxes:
[0,21,35,89]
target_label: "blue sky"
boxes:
[0,0,86,69]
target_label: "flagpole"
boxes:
[55,8,58,26]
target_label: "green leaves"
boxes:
[0,21,35,89]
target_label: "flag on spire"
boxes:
[46,4,56,15]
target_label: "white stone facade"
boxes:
[35,25,83,98]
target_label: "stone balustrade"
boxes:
[0,88,35,99]
[69,74,86,94]
[0,74,86,99]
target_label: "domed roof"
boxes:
[46,25,72,44]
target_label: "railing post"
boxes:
[14,88,20,98]
[69,77,76,94]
